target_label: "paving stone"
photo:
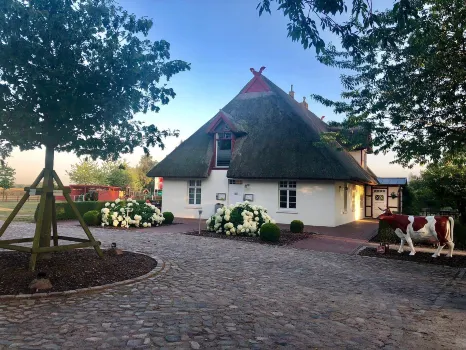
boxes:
[0,221,464,349]
[190,341,201,349]
[127,339,142,347]
[165,335,181,343]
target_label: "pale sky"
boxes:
[6,0,422,185]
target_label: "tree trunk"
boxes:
[38,146,54,259]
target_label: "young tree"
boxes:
[102,162,132,189]
[135,155,158,191]
[0,0,189,269]
[66,159,104,185]
[0,163,15,199]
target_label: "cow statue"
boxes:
[377,208,455,257]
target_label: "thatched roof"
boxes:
[148,71,377,184]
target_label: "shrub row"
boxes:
[34,201,107,222]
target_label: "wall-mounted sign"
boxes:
[243,194,254,202]
[216,193,226,201]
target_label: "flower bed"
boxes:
[206,202,275,237]
[101,199,165,228]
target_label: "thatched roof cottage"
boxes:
[148,68,405,226]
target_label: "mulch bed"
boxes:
[359,247,466,268]
[183,229,314,246]
[0,249,157,295]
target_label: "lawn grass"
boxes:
[0,201,39,222]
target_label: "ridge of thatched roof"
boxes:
[148,72,377,184]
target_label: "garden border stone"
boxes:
[0,253,167,301]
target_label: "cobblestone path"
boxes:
[0,222,465,349]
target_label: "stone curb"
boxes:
[0,252,167,301]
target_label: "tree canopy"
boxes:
[133,155,157,191]
[67,156,155,190]
[0,0,190,160]
[256,0,416,54]
[406,156,466,224]
[259,0,466,166]
[67,159,132,188]
[66,159,102,185]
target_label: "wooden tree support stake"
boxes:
[0,148,103,271]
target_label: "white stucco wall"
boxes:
[334,182,365,226]
[161,170,228,219]
[387,186,401,213]
[349,150,367,169]
[163,177,337,226]
[243,180,336,227]
[162,175,369,227]
[349,151,362,165]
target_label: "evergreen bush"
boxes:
[163,212,174,224]
[83,210,100,226]
[290,220,304,233]
[260,223,281,242]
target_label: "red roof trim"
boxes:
[239,67,271,94]
[206,111,238,134]
[240,76,270,93]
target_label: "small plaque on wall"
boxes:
[243,194,254,201]
[216,193,226,201]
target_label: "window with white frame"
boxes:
[279,181,297,209]
[188,180,201,205]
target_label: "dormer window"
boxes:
[216,132,232,167]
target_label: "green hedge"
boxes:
[454,221,466,250]
[35,201,107,222]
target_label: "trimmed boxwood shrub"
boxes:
[290,220,304,233]
[83,210,100,226]
[260,223,281,242]
[34,201,107,222]
[163,212,174,225]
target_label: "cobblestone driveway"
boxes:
[1,223,465,349]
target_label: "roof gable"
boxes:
[206,110,239,134]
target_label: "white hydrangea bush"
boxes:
[101,198,165,228]
[206,201,275,237]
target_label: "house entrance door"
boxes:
[372,188,387,218]
[228,180,244,205]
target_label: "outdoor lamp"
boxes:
[198,209,203,235]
